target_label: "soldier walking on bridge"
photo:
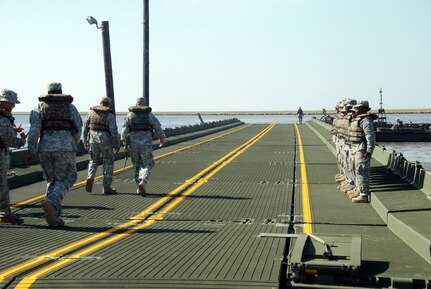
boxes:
[297,107,304,124]
[346,100,377,203]
[121,97,165,197]
[27,82,83,227]
[83,97,120,195]
[0,89,27,224]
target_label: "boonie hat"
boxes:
[100,97,112,104]
[0,89,20,104]
[47,82,62,93]
[136,97,146,105]
[353,100,370,109]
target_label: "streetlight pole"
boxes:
[143,0,150,106]
[87,16,116,114]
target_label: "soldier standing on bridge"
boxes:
[27,82,83,227]
[83,97,120,195]
[0,89,27,224]
[121,97,165,197]
[346,100,377,203]
[336,99,357,194]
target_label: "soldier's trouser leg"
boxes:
[87,145,101,179]
[139,145,154,183]
[354,151,371,196]
[0,151,11,216]
[130,149,142,184]
[335,141,343,174]
[39,151,77,220]
[345,145,355,185]
[101,146,114,189]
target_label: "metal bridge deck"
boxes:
[1,123,430,288]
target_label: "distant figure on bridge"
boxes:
[27,82,83,227]
[392,118,403,130]
[322,108,327,115]
[83,97,120,195]
[297,107,304,124]
[121,97,165,197]
[0,89,27,224]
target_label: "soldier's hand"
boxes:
[159,139,164,147]
[15,124,24,133]
[114,146,120,154]
[25,153,33,167]
[83,143,89,151]
[20,132,28,139]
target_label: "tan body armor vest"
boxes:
[128,106,153,132]
[88,105,112,132]
[39,94,75,132]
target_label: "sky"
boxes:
[1,0,430,113]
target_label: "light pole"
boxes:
[143,0,150,106]
[87,16,116,114]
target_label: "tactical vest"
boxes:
[348,112,377,144]
[0,108,15,149]
[88,105,112,132]
[39,94,74,132]
[337,115,351,140]
[128,106,153,132]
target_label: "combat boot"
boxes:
[57,218,65,227]
[352,195,369,203]
[347,189,360,199]
[137,180,147,197]
[340,184,354,193]
[41,200,57,227]
[85,177,94,192]
[103,187,117,195]
[0,214,24,224]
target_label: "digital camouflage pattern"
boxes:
[27,95,82,222]
[0,110,26,216]
[122,108,165,184]
[84,106,119,190]
[39,151,77,219]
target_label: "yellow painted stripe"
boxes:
[2,125,251,281]
[0,124,265,284]
[14,220,156,289]
[294,124,313,233]
[13,124,275,288]
[11,124,251,208]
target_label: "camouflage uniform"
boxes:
[348,101,377,202]
[0,89,26,223]
[83,98,119,194]
[27,83,82,226]
[121,99,165,195]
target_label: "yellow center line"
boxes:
[294,124,313,233]
[2,125,251,282]
[0,124,267,285]
[13,124,275,289]
[11,124,252,208]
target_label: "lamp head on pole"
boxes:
[86,16,101,29]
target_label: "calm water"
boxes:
[12,113,431,171]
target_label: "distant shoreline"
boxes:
[13,109,431,115]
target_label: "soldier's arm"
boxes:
[121,115,131,145]
[70,105,83,144]
[361,117,376,154]
[27,108,42,154]
[108,114,120,148]
[83,116,90,146]
[0,120,25,149]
